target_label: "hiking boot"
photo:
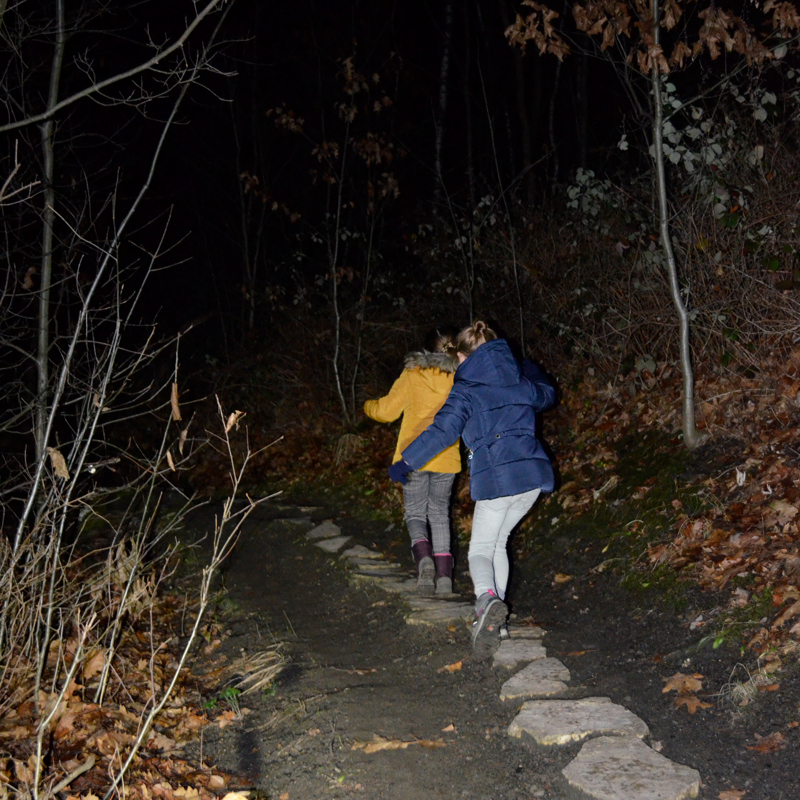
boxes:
[435,576,452,595]
[471,591,507,660]
[434,554,453,595]
[412,540,435,595]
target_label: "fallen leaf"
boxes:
[352,735,412,753]
[787,721,799,729]
[279,794,289,800]
[674,694,712,714]
[718,791,746,800]
[746,732,786,753]
[565,650,586,657]
[215,710,236,729]
[553,573,572,584]
[437,661,462,673]
[441,723,455,732]
[83,651,105,681]
[417,739,447,749]
[662,672,704,694]
[221,793,250,800]
[758,683,780,692]
[346,668,378,675]
[207,776,226,790]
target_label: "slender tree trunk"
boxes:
[500,0,533,201]
[35,0,65,463]
[577,49,589,168]
[433,1,453,206]
[651,0,701,449]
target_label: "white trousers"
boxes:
[468,488,541,600]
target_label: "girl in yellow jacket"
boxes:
[364,328,461,595]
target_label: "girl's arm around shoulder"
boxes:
[522,359,557,412]
[402,382,472,469]
[363,370,409,423]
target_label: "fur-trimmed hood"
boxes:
[403,350,457,373]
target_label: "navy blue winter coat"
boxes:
[401,338,556,501]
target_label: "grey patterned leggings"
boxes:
[402,470,456,554]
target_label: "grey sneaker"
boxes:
[435,576,452,595]
[471,592,507,660]
[416,557,435,594]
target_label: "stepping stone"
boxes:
[347,558,402,572]
[405,603,474,626]
[562,736,700,800]
[305,520,342,540]
[314,535,352,553]
[341,545,384,559]
[282,517,313,527]
[492,639,547,669]
[509,626,546,640]
[508,697,649,745]
[500,658,571,702]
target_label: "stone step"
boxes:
[347,557,402,572]
[508,697,649,745]
[492,638,547,670]
[305,520,342,540]
[314,535,352,553]
[341,545,384,559]
[508,626,546,640]
[562,736,700,800]
[500,657,571,702]
[405,603,474,627]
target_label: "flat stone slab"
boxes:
[508,697,649,745]
[405,603,474,626]
[314,535,352,553]
[509,626,546,640]
[492,639,547,669]
[305,520,342,540]
[341,545,384,559]
[500,658,571,702]
[563,736,700,800]
[348,557,402,572]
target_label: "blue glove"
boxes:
[388,459,412,485]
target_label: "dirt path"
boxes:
[184,501,567,800]
[182,499,800,800]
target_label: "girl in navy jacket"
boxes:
[389,320,556,658]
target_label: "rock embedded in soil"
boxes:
[492,639,547,669]
[507,697,649,745]
[509,626,546,640]
[341,545,384,559]
[500,658,571,702]
[305,519,343,539]
[314,535,352,553]
[405,603,474,626]
[347,557,402,572]
[562,736,700,800]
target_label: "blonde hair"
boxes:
[456,320,497,357]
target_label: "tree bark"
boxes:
[35,0,65,463]
[651,0,701,449]
[433,1,453,205]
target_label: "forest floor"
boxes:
[177,482,800,800]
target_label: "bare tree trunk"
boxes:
[433,1,453,206]
[35,0,65,463]
[577,49,589,168]
[651,0,701,450]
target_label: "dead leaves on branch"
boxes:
[507,0,800,73]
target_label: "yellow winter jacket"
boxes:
[364,351,461,474]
